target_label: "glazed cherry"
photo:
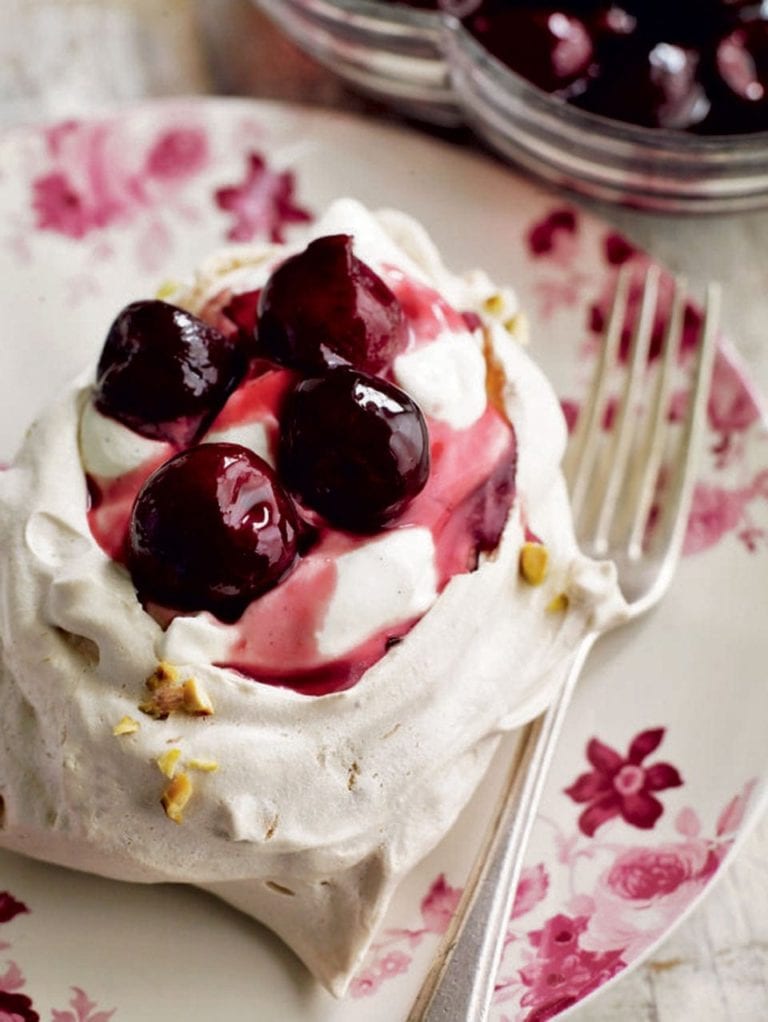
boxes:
[575,40,710,128]
[257,235,408,374]
[278,367,430,533]
[128,443,299,621]
[379,0,768,132]
[469,9,595,95]
[703,16,768,132]
[94,300,247,446]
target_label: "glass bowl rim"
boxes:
[289,0,768,151]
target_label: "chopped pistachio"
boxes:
[156,748,182,779]
[520,542,549,586]
[112,716,140,736]
[155,280,179,300]
[483,293,504,316]
[181,678,214,717]
[140,663,214,720]
[161,772,193,824]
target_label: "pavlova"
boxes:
[0,199,625,993]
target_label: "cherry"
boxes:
[375,0,768,133]
[575,40,710,128]
[94,300,247,447]
[468,9,595,95]
[257,235,408,374]
[128,443,299,621]
[701,16,768,132]
[278,367,430,533]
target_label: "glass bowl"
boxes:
[255,0,768,213]
[256,0,461,125]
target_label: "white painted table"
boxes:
[3,1,767,1018]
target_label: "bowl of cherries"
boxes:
[255,0,768,210]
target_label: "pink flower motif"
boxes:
[683,482,747,555]
[50,988,114,1022]
[215,153,311,243]
[564,728,683,837]
[675,806,701,838]
[31,117,209,242]
[519,913,626,1021]
[32,172,95,239]
[603,232,637,266]
[716,778,758,837]
[527,208,578,261]
[0,991,39,1022]
[145,128,208,180]
[708,353,761,435]
[512,864,549,920]
[420,874,462,935]
[582,838,720,961]
[378,950,411,978]
[0,895,27,926]
[349,969,381,999]
[606,843,716,902]
[32,121,141,239]
[0,961,24,994]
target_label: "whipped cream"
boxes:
[393,332,487,429]
[0,200,627,994]
[79,400,171,479]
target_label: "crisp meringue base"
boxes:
[0,203,626,995]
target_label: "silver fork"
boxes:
[407,265,721,1022]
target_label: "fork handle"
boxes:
[406,634,596,1022]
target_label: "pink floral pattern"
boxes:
[527,209,578,260]
[517,913,626,1021]
[22,112,314,286]
[31,120,208,240]
[683,471,768,555]
[351,740,757,1022]
[50,989,113,1022]
[349,873,458,997]
[564,729,683,837]
[352,865,550,1000]
[524,206,768,564]
[214,152,311,243]
[0,892,113,1020]
[490,777,758,1020]
[0,990,39,1022]
[511,863,549,920]
[0,895,28,926]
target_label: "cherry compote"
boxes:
[575,40,710,129]
[128,443,299,621]
[470,9,594,96]
[278,367,430,533]
[94,300,247,446]
[381,0,768,133]
[706,16,768,132]
[257,235,408,374]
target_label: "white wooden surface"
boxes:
[2,2,767,1018]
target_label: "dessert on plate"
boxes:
[0,199,625,993]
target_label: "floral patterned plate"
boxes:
[0,98,766,1022]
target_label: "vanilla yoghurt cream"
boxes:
[0,200,626,993]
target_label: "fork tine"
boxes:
[565,264,631,508]
[626,277,686,559]
[635,283,721,611]
[591,265,660,556]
